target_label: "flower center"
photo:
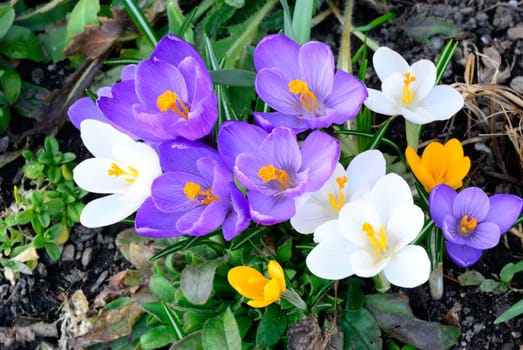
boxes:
[328,175,348,211]
[107,163,138,184]
[402,72,416,105]
[288,79,317,112]
[362,222,388,258]
[157,90,190,120]
[258,164,290,187]
[183,181,220,205]
[459,215,477,234]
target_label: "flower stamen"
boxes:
[402,72,416,105]
[328,175,348,211]
[107,163,138,183]
[288,79,317,112]
[459,215,477,234]
[183,181,220,204]
[258,164,290,187]
[362,222,388,258]
[157,90,190,120]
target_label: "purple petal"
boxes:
[158,139,219,173]
[429,184,457,228]
[299,131,340,192]
[298,41,334,100]
[255,68,301,115]
[253,111,309,133]
[235,153,270,193]
[302,109,338,129]
[170,92,217,140]
[446,241,483,268]
[483,194,523,233]
[151,34,206,69]
[217,121,267,170]
[120,64,136,81]
[466,222,500,249]
[68,97,109,129]
[135,198,184,238]
[151,172,202,212]
[248,191,296,225]
[324,70,368,124]
[178,56,214,108]
[132,105,177,140]
[253,34,300,79]
[260,127,302,172]
[442,214,464,244]
[176,202,228,235]
[221,183,251,240]
[453,187,490,221]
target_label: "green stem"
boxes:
[373,271,391,293]
[405,120,421,152]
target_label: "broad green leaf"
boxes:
[458,270,485,286]
[479,279,500,293]
[275,238,292,263]
[256,304,287,347]
[500,260,523,283]
[180,259,224,305]
[149,274,176,303]
[339,308,382,350]
[0,4,15,40]
[140,325,177,350]
[202,308,241,350]
[45,242,61,261]
[210,69,256,87]
[170,331,204,350]
[401,15,459,43]
[40,22,68,63]
[0,25,45,61]
[65,0,100,44]
[494,298,523,324]
[224,0,245,8]
[291,0,314,44]
[14,0,74,31]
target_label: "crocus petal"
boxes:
[444,139,470,188]
[290,201,333,234]
[221,184,251,241]
[255,68,301,115]
[248,191,295,225]
[80,119,134,159]
[364,89,401,116]
[420,141,447,183]
[151,172,202,212]
[483,194,523,233]
[74,158,131,194]
[298,41,334,100]
[401,105,441,125]
[338,200,381,248]
[120,64,136,81]
[235,153,271,193]
[253,111,309,133]
[429,184,457,228]
[80,194,141,228]
[325,70,368,124]
[260,127,302,172]
[176,202,227,235]
[254,34,300,78]
[299,131,340,191]
[386,205,424,251]
[68,97,108,129]
[350,250,389,278]
[453,187,490,221]
[369,173,413,222]
[306,237,356,280]
[409,59,436,103]
[228,266,267,300]
[446,241,483,268]
[158,139,219,173]
[381,73,404,107]
[268,260,286,292]
[417,85,464,121]
[372,47,410,82]
[218,121,267,170]
[466,222,500,249]
[345,150,386,198]
[405,146,436,192]
[151,34,207,69]
[383,245,430,288]
[135,198,184,238]
[313,219,344,243]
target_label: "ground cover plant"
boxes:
[1,0,523,349]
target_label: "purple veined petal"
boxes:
[483,194,523,233]
[248,191,296,225]
[298,41,335,101]
[135,197,184,238]
[259,127,302,172]
[131,105,177,141]
[466,222,500,249]
[453,187,490,221]
[372,47,410,82]
[299,131,340,192]
[120,64,137,81]
[253,33,300,79]
[442,214,466,244]
[135,59,188,110]
[235,152,272,193]
[68,97,109,129]
[198,157,230,193]
[178,56,213,107]
[325,70,368,124]
[445,241,483,268]
[170,92,217,141]
[221,183,251,241]
[429,184,457,228]
[151,34,206,69]
[253,111,309,133]
[176,202,227,235]
[151,172,202,212]
[217,121,267,170]
[158,139,219,173]
[302,109,338,129]
[255,68,302,115]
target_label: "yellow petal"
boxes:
[263,278,282,303]
[247,298,274,308]
[421,141,448,183]
[445,156,470,189]
[406,146,436,192]
[228,266,268,300]
[268,260,286,292]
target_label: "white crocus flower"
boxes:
[291,150,385,235]
[364,47,464,125]
[73,119,162,227]
[306,173,430,288]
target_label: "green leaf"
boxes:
[256,304,287,347]
[202,308,241,350]
[366,293,460,350]
[0,4,15,40]
[149,274,176,303]
[0,102,10,133]
[140,325,176,350]
[401,15,459,43]
[15,209,33,225]
[338,308,382,350]
[0,25,45,61]
[494,298,523,324]
[500,260,523,283]
[291,0,314,44]
[479,279,500,293]
[210,69,256,87]
[45,242,61,261]
[122,0,157,46]
[181,259,224,305]
[171,331,204,350]
[0,69,21,104]
[224,0,245,8]
[458,270,485,286]
[65,0,100,44]
[275,238,292,263]
[40,22,68,63]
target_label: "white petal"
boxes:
[409,59,436,102]
[418,85,464,120]
[381,73,404,104]
[386,205,424,251]
[350,250,389,278]
[80,194,142,227]
[346,150,386,199]
[364,89,400,116]
[306,237,356,280]
[338,201,381,248]
[384,245,430,288]
[291,202,334,234]
[80,119,134,158]
[74,158,131,194]
[313,220,343,243]
[369,174,413,222]
[400,106,437,124]
[373,47,409,82]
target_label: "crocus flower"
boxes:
[406,138,470,193]
[253,34,367,132]
[135,139,250,240]
[306,173,431,288]
[429,184,522,267]
[228,260,286,308]
[218,121,340,225]
[291,150,386,234]
[98,34,217,143]
[364,47,463,124]
[73,120,162,227]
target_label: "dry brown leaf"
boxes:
[508,25,523,40]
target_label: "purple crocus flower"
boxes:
[253,34,367,133]
[135,139,250,240]
[429,184,522,267]
[218,121,340,225]
[97,34,217,143]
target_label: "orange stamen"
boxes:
[157,90,190,120]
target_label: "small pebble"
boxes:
[81,248,93,267]
[511,331,521,339]
[36,263,47,278]
[61,244,75,261]
[509,76,523,94]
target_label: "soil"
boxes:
[1,0,522,349]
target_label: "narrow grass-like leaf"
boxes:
[279,0,295,40]
[352,12,396,32]
[151,236,203,260]
[162,302,184,340]
[210,69,256,87]
[494,299,523,324]
[435,39,458,84]
[122,0,157,46]
[366,116,392,151]
[291,0,314,44]
[230,225,271,250]
[334,129,404,161]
